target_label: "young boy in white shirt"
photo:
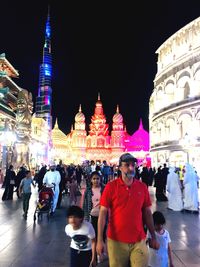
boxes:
[148,211,174,267]
[65,205,96,267]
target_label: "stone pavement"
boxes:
[0,183,200,267]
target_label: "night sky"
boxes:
[1,1,200,135]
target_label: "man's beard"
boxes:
[125,171,135,179]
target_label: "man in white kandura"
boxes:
[166,167,183,211]
[183,163,199,213]
[43,164,61,214]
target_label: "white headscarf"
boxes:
[167,166,179,192]
[184,163,196,185]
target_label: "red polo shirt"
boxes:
[100,177,151,243]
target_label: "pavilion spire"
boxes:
[139,118,144,130]
[54,118,58,128]
[116,104,119,113]
[79,104,82,112]
[98,92,100,101]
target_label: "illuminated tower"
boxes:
[88,93,109,137]
[35,7,52,131]
[71,105,87,162]
[111,105,125,148]
[86,93,111,161]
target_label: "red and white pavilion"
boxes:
[52,94,150,165]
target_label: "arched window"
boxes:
[183,82,190,99]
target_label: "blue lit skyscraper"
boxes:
[36,7,52,131]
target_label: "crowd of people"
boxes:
[0,155,199,266]
[64,155,199,267]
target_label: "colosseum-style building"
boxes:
[149,16,200,172]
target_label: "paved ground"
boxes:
[0,183,200,267]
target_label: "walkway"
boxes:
[0,183,200,267]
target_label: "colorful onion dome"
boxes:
[75,104,85,122]
[113,105,123,123]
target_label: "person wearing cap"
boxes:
[96,153,159,267]
[43,164,61,214]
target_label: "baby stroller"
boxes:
[33,185,54,222]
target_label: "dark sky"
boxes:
[1,1,200,135]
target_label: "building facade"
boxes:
[0,53,20,169]
[149,16,200,171]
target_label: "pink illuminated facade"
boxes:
[52,95,150,165]
[125,119,151,167]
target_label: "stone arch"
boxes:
[193,66,200,96]
[177,74,191,101]
[151,121,159,145]
[193,64,200,78]
[165,80,175,105]
[178,110,193,118]
[150,124,156,146]
[166,116,177,141]
[157,120,165,142]
[196,111,200,120]
[156,86,163,95]
[165,79,175,88]
[177,113,192,138]
[177,70,191,81]
[183,82,190,99]
[155,86,165,111]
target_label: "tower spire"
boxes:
[35,6,52,132]
[47,4,50,18]
[79,104,82,112]
[45,5,51,42]
[98,92,100,101]
[116,104,119,113]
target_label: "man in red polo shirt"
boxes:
[96,153,159,267]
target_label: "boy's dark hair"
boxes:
[153,211,166,225]
[25,170,31,175]
[66,205,84,219]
